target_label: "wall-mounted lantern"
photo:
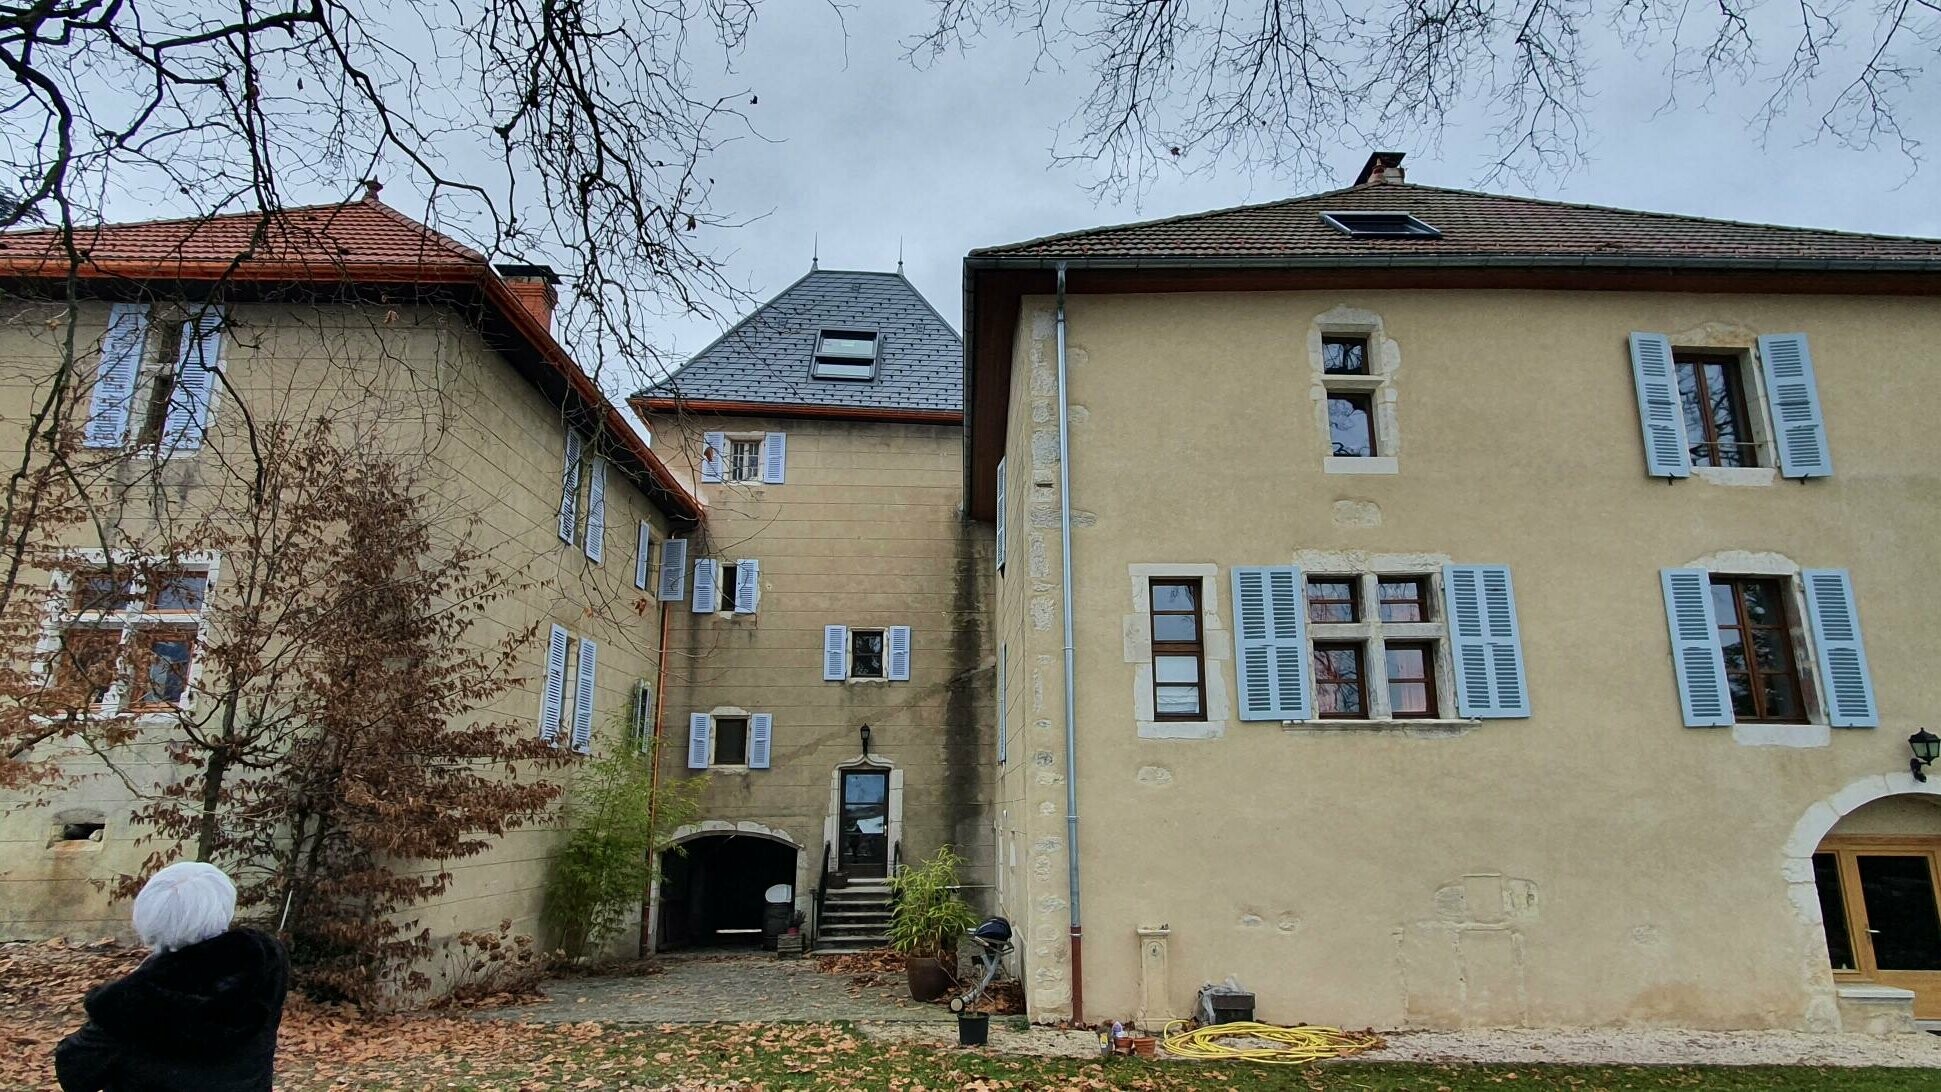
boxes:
[860,723,873,758]
[1910,727,1941,783]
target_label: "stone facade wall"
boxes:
[992,286,1941,1030]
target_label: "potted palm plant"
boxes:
[888,844,979,1002]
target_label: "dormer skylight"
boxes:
[812,329,880,381]
[1319,211,1441,239]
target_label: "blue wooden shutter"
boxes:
[687,713,711,769]
[539,625,569,741]
[733,559,760,614]
[823,625,848,681]
[887,625,912,681]
[691,558,719,613]
[583,457,607,562]
[558,431,583,543]
[1231,566,1311,721]
[1443,565,1531,718]
[762,432,787,484]
[1803,569,1876,727]
[1660,569,1732,727]
[700,431,726,482]
[1628,333,1689,479]
[658,537,688,600]
[994,457,1007,573]
[748,713,773,769]
[85,303,148,448]
[996,644,1008,764]
[162,306,224,454]
[635,522,652,590]
[1757,334,1832,478]
[571,639,598,752]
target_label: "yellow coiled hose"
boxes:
[1159,1020,1385,1065]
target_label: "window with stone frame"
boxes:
[1302,571,1451,721]
[1313,323,1398,471]
[48,560,212,715]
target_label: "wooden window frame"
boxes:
[144,569,209,613]
[1322,335,1370,376]
[126,623,197,711]
[726,437,763,482]
[1711,575,1807,724]
[54,627,124,709]
[1383,640,1439,719]
[1813,837,1941,1005]
[1326,391,1378,457]
[1312,640,1368,720]
[1148,578,1206,722]
[849,628,887,680]
[1675,351,1760,468]
[1305,576,1361,623]
[1377,576,1432,623]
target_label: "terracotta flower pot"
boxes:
[905,955,953,1002]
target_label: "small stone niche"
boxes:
[49,808,106,849]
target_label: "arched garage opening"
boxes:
[657,833,798,951]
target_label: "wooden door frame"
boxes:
[1816,835,1941,1018]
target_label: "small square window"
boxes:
[1319,212,1441,238]
[713,716,749,766]
[147,570,209,612]
[812,330,879,381]
[74,571,136,613]
[1377,577,1431,623]
[727,438,762,482]
[1313,642,1367,718]
[1323,336,1369,376]
[1306,577,1360,623]
[1384,642,1439,719]
[850,630,885,679]
[1328,393,1377,457]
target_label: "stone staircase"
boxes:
[814,878,893,953]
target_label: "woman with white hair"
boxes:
[54,861,289,1092]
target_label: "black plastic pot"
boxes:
[957,1012,990,1047]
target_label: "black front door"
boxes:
[839,769,890,876]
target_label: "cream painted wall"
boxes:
[644,413,993,936]
[995,286,1941,1031]
[0,298,676,974]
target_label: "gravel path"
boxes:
[496,951,952,1025]
[1358,1027,1941,1068]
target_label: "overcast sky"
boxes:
[634,3,1938,364]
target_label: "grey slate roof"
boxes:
[640,269,962,413]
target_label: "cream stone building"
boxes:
[633,267,993,952]
[965,153,1941,1032]
[0,194,701,958]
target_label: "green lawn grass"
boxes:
[269,1021,1941,1092]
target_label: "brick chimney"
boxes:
[494,263,561,332]
[1354,152,1408,186]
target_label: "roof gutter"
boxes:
[964,253,1941,274]
[632,396,961,426]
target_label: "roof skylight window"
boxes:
[812,329,879,381]
[1319,212,1441,239]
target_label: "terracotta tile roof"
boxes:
[973,182,1941,266]
[0,193,489,275]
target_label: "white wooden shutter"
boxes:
[700,431,726,483]
[994,456,1007,573]
[823,625,848,681]
[762,432,787,484]
[570,639,598,752]
[1443,565,1531,718]
[1757,334,1832,478]
[733,559,760,614]
[161,306,224,454]
[687,712,711,769]
[1803,569,1877,727]
[748,713,773,769]
[558,430,583,543]
[583,456,607,562]
[996,643,1008,765]
[658,537,689,600]
[85,303,148,448]
[1231,566,1310,721]
[1660,569,1732,727]
[635,522,652,590]
[539,624,569,741]
[887,625,912,681]
[1628,333,1690,479]
[691,558,719,613]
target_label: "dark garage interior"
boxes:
[657,834,798,950]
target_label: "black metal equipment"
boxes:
[948,917,1014,1014]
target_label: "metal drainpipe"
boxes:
[639,593,673,957]
[1054,262,1084,1023]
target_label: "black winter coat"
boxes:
[54,928,289,1092]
